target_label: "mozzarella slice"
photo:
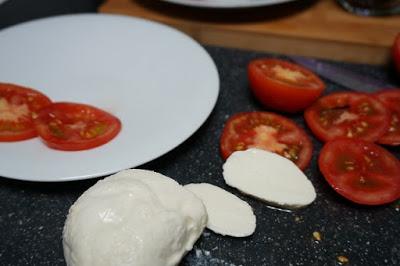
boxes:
[223,148,316,208]
[185,183,256,237]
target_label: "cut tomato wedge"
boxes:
[304,92,390,142]
[34,102,121,151]
[374,89,400,146]
[319,138,400,205]
[220,112,313,170]
[248,58,325,113]
[0,83,52,141]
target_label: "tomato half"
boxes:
[34,102,121,151]
[248,58,325,113]
[0,83,52,141]
[319,139,400,205]
[220,112,313,170]
[374,89,400,146]
[304,92,390,142]
[393,33,400,74]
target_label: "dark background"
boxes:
[0,1,399,266]
[0,0,102,30]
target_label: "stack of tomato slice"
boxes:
[220,58,400,206]
[0,83,121,151]
[305,90,400,205]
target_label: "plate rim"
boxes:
[161,0,297,8]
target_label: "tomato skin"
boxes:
[0,83,52,142]
[34,102,121,151]
[319,138,400,205]
[248,58,325,113]
[393,33,400,74]
[220,111,313,170]
[304,92,390,142]
[374,89,400,146]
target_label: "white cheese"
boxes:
[63,169,207,266]
[185,183,256,237]
[222,148,316,209]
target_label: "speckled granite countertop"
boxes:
[0,2,399,266]
[0,45,399,266]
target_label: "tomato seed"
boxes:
[356,127,364,133]
[344,161,355,171]
[337,255,349,264]
[235,142,245,151]
[359,102,372,115]
[347,130,353,137]
[312,231,322,242]
[364,156,371,162]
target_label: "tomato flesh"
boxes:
[220,112,313,170]
[374,89,400,146]
[304,92,390,142]
[0,83,52,141]
[319,139,400,205]
[248,58,325,113]
[34,102,121,151]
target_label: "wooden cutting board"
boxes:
[99,0,400,65]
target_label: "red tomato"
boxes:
[0,83,52,141]
[319,138,400,205]
[374,89,400,146]
[34,102,121,151]
[248,58,325,113]
[393,33,400,74]
[304,92,390,142]
[220,111,313,170]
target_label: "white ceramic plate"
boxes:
[162,0,297,8]
[0,14,219,182]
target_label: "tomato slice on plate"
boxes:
[304,92,390,142]
[220,112,313,170]
[248,58,325,113]
[0,83,52,141]
[374,89,400,146]
[319,138,400,205]
[34,102,121,151]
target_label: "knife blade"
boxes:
[290,56,396,93]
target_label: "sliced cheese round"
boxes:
[223,148,316,209]
[185,183,256,237]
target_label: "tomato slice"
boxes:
[220,112,313,170]
[34,102,121,151]
[319,139,400,205]
[304,92,390,142]
[0,83,52,141]
[248,58,325,113]
[374,89,400,146]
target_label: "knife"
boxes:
[290,56,396,93]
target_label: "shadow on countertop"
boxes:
[131,0,319,23]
